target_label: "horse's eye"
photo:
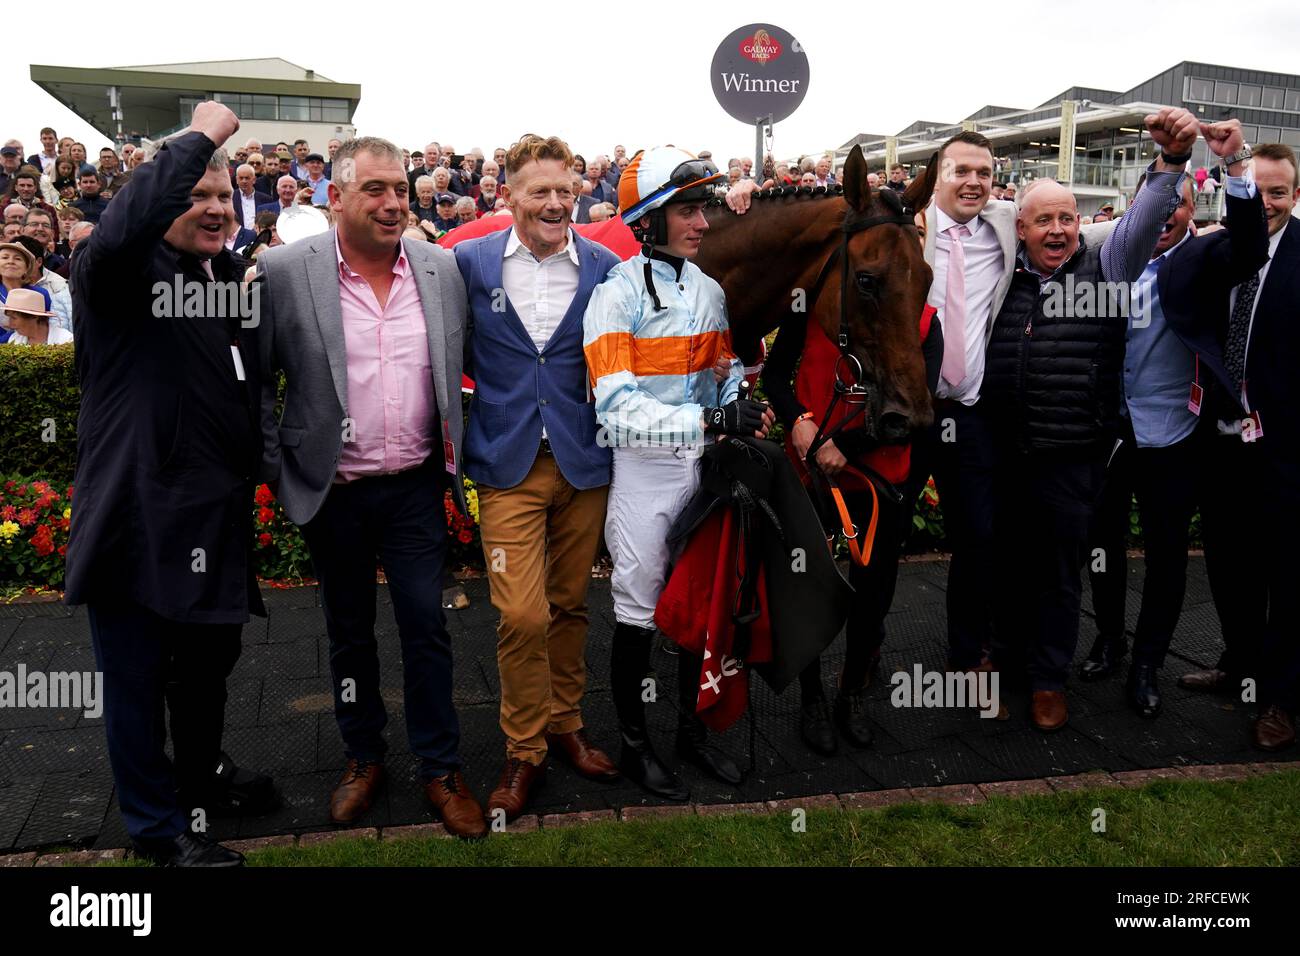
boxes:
[855,272,877,297]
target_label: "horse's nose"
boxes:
[878,410,912,443]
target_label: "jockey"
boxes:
[582,147,774,799]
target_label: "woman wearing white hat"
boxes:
[1,285,72,344]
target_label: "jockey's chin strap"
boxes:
[642,246,685,311]
[802,204,915,566]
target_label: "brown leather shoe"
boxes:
[1031,690,1068,732]
[425,770,488,839]
[486,757,545,822]
[546,729,620,781]
[1253,705,1296,752]
[329,758,385,824]
[1177,668,1230,692]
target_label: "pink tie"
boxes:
[940,223,970,389]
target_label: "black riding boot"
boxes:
[611,623,688,801]
[798,659,837,755]
[675,650,743,785]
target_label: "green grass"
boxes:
[221,770,1300,868]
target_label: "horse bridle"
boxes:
[802,201,917,565]
[806,203,918,395]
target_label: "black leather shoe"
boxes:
[181,751,279,817]
[833,687,875,748]
[676,718,743,786]
[1126,663,1162,719]
[132,832,245,867]
[800,697,838,755]
[619,728,689,801]
[1079,634,1127,681]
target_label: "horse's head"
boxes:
[821,145,937,443]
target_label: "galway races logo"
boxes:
[740,29,782,65]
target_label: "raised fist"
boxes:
[1200,119,1245,159]
[1144,107,1198,158]
[189,101,240,148]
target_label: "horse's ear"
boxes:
[842,145,871,213]
[903,151,939,217]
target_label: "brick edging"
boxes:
[5,760,1294,867]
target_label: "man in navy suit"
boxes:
[1160,138,1299,751]
[233,164,271,228]
[454,134,622,822]
[256,175,299,216]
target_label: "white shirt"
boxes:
[7,325,73,345]
[927,205,1005,404]
[1219,218,1289,430]
[239,189,258,229]
[502,226,580,352]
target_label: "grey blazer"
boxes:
[255,229,469,525]
[923,198,1019,344]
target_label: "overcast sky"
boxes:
[7,1,1300,163]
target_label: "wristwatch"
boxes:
[1221,144,1253,170]
[1160,148,1194,166]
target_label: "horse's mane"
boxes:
[705,182,911,215]
[705,182,846,208]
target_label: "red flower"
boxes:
[30,524,55,557]
[17,508,36,528]
[66,485,75,499]
[31,481,49,494]
[57,544,67,557]
[257,506,275,525]
[0,505,15,521]
[457,530,473,544]
[258,532,273,548]
[254,484,275,506]
[16,485,28,497]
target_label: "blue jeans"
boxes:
[301,460,461,780]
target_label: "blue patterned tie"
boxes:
[1225,271,1260,395]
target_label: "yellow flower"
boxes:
[0,520,19,542]
[63,508,72,520]
[466,488,479,524]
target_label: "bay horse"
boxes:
[695,145,938,443]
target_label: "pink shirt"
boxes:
[335,236,437,482]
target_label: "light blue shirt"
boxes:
[1124,175,1255,448]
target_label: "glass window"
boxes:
[1258,127,1280,143]
[1286,90,1300,112]
[252,94,277,120]
[1187,77,1213,101]
[1262,87,1285,110]
[279,96,308,121]
[1281,129,1300,147]
[322,105,349,123]
[1239,84,1261,108]
[1214,81,1237,105]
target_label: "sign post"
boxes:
[711,24,809,180]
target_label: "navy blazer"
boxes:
[64,132,265,623]
[1160,192,1300,479]
[256,200,293,217]
[455,228,620,489]
[234,189,272,226]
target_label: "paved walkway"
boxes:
[0,557,1292,852]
